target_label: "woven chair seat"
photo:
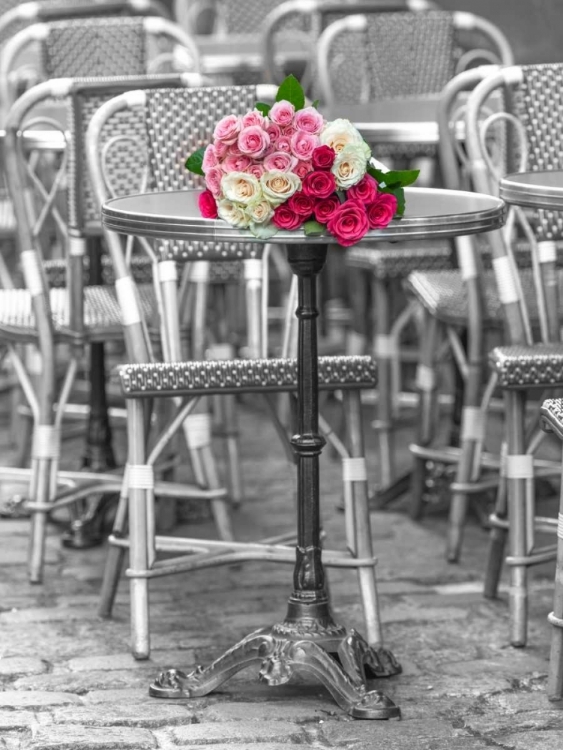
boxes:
[0,284,156,342]
[406,268,563,328]
[118,355,377,399]
[489,344,563,389]
[345,239,453,279]
[540,396,563,440]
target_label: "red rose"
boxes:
[314,194,340,223]
[302,170,336,199]
[198,189,218,219]
[347,173,378,204]
[272,203,305,231]
[311,144,336,170]
[327,201,369,247]
[366,192,398,229]
[287,191,315,218]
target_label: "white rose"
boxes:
[246,198,274,225]
[217,198,250,228]
[331,143,370,189]
[221,171,262,205]
[260,170,301,206]
[319,118,366,154]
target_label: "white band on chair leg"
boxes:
[21,250,44,297]
[374,334,398,359]
[244,258,262,281]
[185,413,212,449]
[32,425,60,460]
[492,256,519,304]
[116,276,142,326]
[460,407,485,441]
[158,260,178,283]
[128,464,154,490]
[538,241,557,264]
[416,364,436,392]
[189,261,209,283]
[457,237,478,280]
[558,512,563,540]
[342,457,367,482]
[505,454,534,479]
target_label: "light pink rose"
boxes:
[213,114,241,144]
[269,100,295,127]
[263,151,298,172]
[222,153,253,173]
[290,130,319,161]
[274,135,292,153]
[214,140,229,159]
[202,144,218,172]
[205,166,223,198]
[266,122,281,141]
[226,143,243,157]
[242,110,268,129]
[246,163,265,180]
[238,125,270,158]
[294,160,312,179]
[294,106,325,135]
[282,125,297,137]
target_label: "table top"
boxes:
[0,128,67,151]
[500,170,563,211]
[324,98,443,144]
[102,187,505,245]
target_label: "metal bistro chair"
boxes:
[85,85,394,664]
[0,72,231,584]
[314,10,513,506]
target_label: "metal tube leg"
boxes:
[547,444,563,700]
[484,446,508,599]
[342,390,382,646]
[373,278,395,488]
[98,478,130,619]
[28,457,52,584]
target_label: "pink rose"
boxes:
[314,194,340,223]
[238,125,270,158]
[205,166,223,198]
[327,201,369,247]
[269,100,295,127]
[302,170,336,200]
[198,189,218,219]
[202,144,218,172]
[214,140,229,159]
[312,145,336,170]
[287,191,315,218]
[263,151,298,172]
[213,114,241,144]
[348,174,378,204]
[272,203,304,231]
[266,122,281,141]
[294,160,312,179]
[242,110,268,129]
[294,106,324,135]
[282,125,297,137]
[246,163,265,179]
[290,130,319,161]
[222,153,253,173]
[274,135,292,153]
[366,192,398,229]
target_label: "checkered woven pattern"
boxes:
[489,344,563,388]
[509,63,563,242]
[222,0,283,33]
[41,17,146,78]
[145,86,261,261]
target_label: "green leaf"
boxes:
[249,221,279,240]
[311,99,320,109]
[367,166,419,189]
[275,74,305,110]
[303,219,326,237]
[185,147,206,176]
[255,102,271,116]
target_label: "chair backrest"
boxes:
[465,63,563,346]
[0,15,200,118]
[261,0,440,89]
[316,10,514,105]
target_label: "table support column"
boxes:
[149,243,400,719]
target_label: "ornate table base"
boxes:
[150,597,401,719]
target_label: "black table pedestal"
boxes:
[149,243,400,719]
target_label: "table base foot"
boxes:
[149,625,401,720]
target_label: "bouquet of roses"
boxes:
[186,76,418,247]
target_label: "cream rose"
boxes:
[260,170,301,206]
[217,198,250,228]
[246,198,274,225]
[221,171,262,206]
[319,118,366,154]
[331,142,370,189]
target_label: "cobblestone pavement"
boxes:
[1,395,562,749]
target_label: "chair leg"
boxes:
[484,448,508,599]
[98,480,129,619]
[547,446,563,700]
[27,456,52,584]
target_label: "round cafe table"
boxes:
[102,186,505,718]
[500,169,563,211]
